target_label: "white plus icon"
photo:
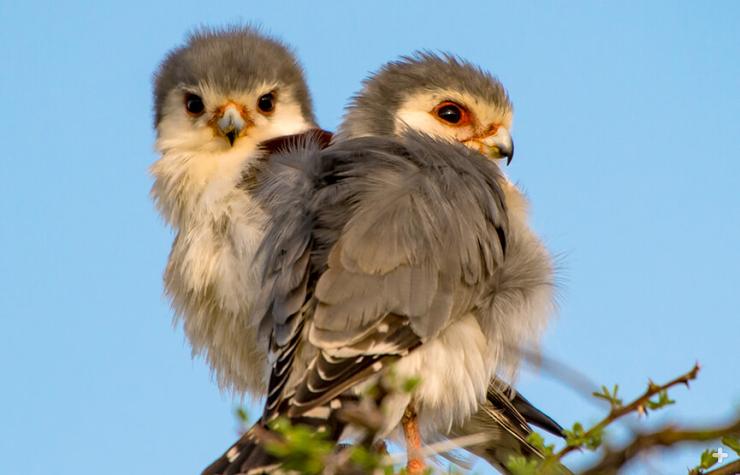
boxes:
[713,447,729,463]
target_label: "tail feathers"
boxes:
[509,391,565,438]
[202,397,357,475]
[455,400,540,470]
[201,427,278,475]
[453,401,572,474]
[486,382,566,439]
[444,382,572,474]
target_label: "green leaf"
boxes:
[505,455,541,475]
[264,418,334,475]
[563,422,603,451]
[592,384,622,408]
[402,376,421,393]
[526,432,545,451]
[563,422,585,446]
[696,448,719,470]
[526,432,555,456]
[646,390,675,411]
[584,426,604,450]
[235,407,249,424]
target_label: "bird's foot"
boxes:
[402,405,425,474]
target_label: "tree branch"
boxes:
[580,418,740,474]
[703,459,740,475]
[556,362,701,460]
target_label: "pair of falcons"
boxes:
[151,26,568,474]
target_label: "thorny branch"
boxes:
[239,361,739,474]
[555,362,701,460]
[581,418,740,474]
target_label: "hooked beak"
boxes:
[481,127,514,165]
[216,104,249,146]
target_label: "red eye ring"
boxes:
[432,101,471,126]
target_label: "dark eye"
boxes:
[184,93,205,116]
[432,101,471,127]
[257,92,275,113]
[436,103,462,123]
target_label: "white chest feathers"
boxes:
[151,140,277,395]
[154,155,267,396]
[371,314,492,440]
[172,193,266,314]
[164,188,271,395]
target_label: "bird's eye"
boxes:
[184,93,205,116]
[257,92,275,113]
[433,101,470,126]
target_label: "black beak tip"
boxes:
[226,131,237,146]
[505,143,514,166]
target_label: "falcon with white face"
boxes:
[150,26,318,396]
[204,53,560,474]
[328,52,551,436]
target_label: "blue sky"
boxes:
[1,1,738,474]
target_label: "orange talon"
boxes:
[402,405,425,474]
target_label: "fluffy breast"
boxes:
[378,314,492,439]
[164,191,271,395]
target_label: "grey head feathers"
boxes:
[337,51,512,139]
[152,25,315,126]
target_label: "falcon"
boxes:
[150,26,328,397]
[204,53,562,474]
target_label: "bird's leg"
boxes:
[402,404,425,474]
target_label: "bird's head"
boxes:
[151,27,315,225]
[338,52,514,164]
[153,26,315,153]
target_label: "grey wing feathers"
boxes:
[310,133,509,346]
[257,132,510,418]
[253,138,325,418]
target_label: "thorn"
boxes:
[692,362,701,377]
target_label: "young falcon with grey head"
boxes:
[150,26,323,397]
[204,53,565,474]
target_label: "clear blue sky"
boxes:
[1,1,738,474]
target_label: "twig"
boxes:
[703,459,740,475]
[580,418,740,474]
[556,362,701,460]
[388,432,496,463]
